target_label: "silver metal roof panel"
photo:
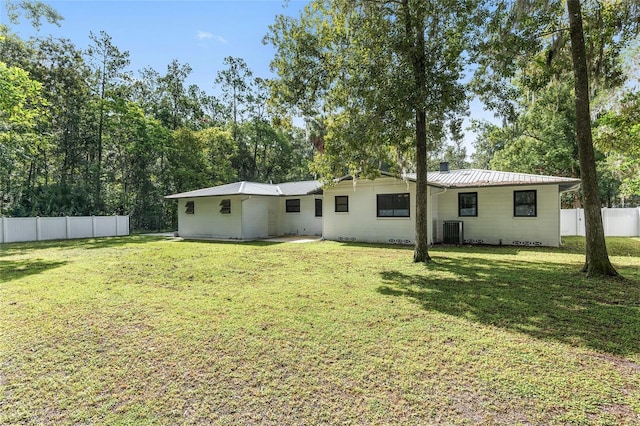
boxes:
[165,180,322,199]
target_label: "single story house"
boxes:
[164,180,323,240]
[165,164,580,247]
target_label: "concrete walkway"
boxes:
[141,233,321,244]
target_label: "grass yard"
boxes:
[1,236,639,425]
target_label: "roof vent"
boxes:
[439,162,450,173]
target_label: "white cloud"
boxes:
[197,31,227,44]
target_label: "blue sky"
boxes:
[5,0,307,91]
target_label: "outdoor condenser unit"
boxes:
[443,220,464,245]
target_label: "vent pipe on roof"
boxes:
[439,162,450,173]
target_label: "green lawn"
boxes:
[1,236,639,425]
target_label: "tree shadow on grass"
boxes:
[0,258,67,283]
[378,255,640,359]
[0,236,159,257]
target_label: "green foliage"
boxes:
[3,0,63,29]
[596,91,640,156]
[197,127,237,185]
[165,128,210,194]
[266,0,480,176]
[0,23,315,229]
[0,61,45,130]
[489,79,579,176]
[595,91,640,201]
[472,0,640,208]
[0,60,48,215]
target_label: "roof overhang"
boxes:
[333,169,581,192]
[164,180,323,199]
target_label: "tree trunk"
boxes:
[414,107,431,263]
[409,0,431,263]
[566,0,617,277]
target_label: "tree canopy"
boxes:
[266,0,483,262]
[0,6,314,228]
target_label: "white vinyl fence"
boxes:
[0,216,129,243]
[561,208,640,237]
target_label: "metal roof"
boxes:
[277,180,324,196]
[164,180,322,199]
[404,169,580,191]
[166,169,580,199]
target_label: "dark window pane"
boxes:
[220,199,231,214]
[286,199,301,213]
[315,198,322,217]
[335,196,349,212]
[514,190,537,217]
[377,193,410,217]
[458,192,477,217]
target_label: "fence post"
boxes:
[92,216,96,238]
[0,217,4,243]
[65,216,70,240]
[115,214,119,236]
[36,216,41,241]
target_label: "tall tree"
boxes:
[85,30,130,211]
[214,56,253,143]
[266,0,479,262]
[157,59,193,130]
[31,37,93,196]
[0,61,47,214]
[567,0,617,276]
[473,0,639,276]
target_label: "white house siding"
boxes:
[177,196,242,239]
[278,196,323,236]
[323,178,427,245]
[433,184,562,247]
[241,196,275,239]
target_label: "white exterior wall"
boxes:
[323,178,425,245]
[177,196,243,239]
[278,196,323,236]
[241,196,275,239]
[176,195,322,239]
[434,184,562,247]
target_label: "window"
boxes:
[458,192,478,217]
[185,201,195,214]
[315,198,323,217]
[286,199,301,213]
[219,199,231,214]
[335,196,349,213]
[377,193,410,217]
[514,190,537,217]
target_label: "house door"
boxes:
[267,207,277,236]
